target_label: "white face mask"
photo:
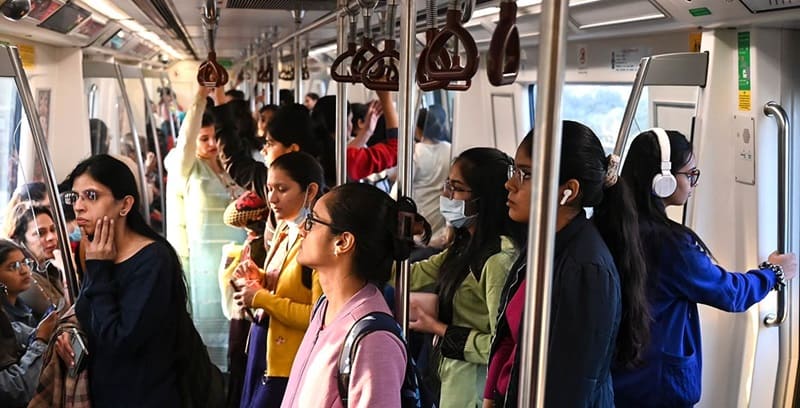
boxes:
[439,196,477,228]
[289,189,311,227]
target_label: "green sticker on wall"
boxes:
[737,32,751,111]
[218,58,233,69]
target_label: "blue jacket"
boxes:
[613,227,777,407]
[490,212,621,407]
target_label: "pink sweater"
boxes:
[280,284,407,408]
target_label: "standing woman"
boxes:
[484,121,650,407]
[55,154,189,407]
[612,129,798,407]
[234,152,324,408]
[408,147,521,408]
[281,183,414,407]
[165,87,245,369]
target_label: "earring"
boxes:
[333,248,340,257]
[559,189,573,206]
[119,210,127,217]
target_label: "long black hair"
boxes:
[323,183,418,285]
[437,147,525,325]
[60,154,188,307]
[522,121,650,367]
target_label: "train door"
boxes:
[82,61,150,226]
[689,28,800,407]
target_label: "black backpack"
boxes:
[175,308,225,408]
[337,311,436,408]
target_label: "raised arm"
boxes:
[165,87,207,180]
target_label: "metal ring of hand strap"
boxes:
[417,0,452,91]
[487,1,520,86]
[425,0,479,89]
[362,0,399,91]
[331,5,361,83]
[351,0,380,79]
[197,0,229,87]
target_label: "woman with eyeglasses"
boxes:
[0,239,57,408]
[405,147,522,408]
[54,154,190,407]
[233,151,324,408]
[5,203,66,320]
[281,183,420,407]
[612,129,798,407]
[484,121,651,407]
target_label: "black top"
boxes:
[75,241,182,408]
[490,212,621,407]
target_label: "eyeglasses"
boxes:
[507,165,532,185]
[302,213,343,233]
[6,258,35,272]
[61,189,101,206]
[675,168,701,187]
[442,179,472,199]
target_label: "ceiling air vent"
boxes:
[225,0,338,10]
[739,0,799,13]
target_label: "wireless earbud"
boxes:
[560,189,573,206]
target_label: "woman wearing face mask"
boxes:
[164,86,246,370]
[6,203,66,320]
[234,151,325,408]
[484,121,650,407]
[407,147,523,408]
[612,130,798,406]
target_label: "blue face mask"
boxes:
[439,196,477,228]
[68,226,82,242]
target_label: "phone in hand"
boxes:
[68,328,87,378]
[230,279,255,321]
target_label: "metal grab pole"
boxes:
[395,0,416,337]
[335,0,348,186]
[613,57,650,168]
[5,45,79,301]
[161,75,178,146]
[762,101,794,408]
[271,46,280,105]
[294,33,303,103]
[114,64,151,226]
[140,76,167,236]
[518,0,568,406]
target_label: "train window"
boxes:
[528,84,650,153]
[0,79,22,208]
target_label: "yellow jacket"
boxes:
[251,222,322,378]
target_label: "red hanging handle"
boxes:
[487,2,520,86]
[197,51,229,87]
[330,42,360,83]
[417,28,452,91]
[425,9,479,83]
[362,39,400,91]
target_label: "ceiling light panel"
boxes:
[570,0,666,29]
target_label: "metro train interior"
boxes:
[0,0,797,406]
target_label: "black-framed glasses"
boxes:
[675,168,701,187]
[61,189,101,206]
[507,164,532,185]
[303,213,343,233]
[442,179,472,199]
[6,258,35,272]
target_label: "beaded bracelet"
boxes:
[760,261,786,291]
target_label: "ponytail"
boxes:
[593,174,650,367]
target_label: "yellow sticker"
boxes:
[689,32,702,52]
[18,44,35,70]
[738,90,751,111]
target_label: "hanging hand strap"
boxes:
[487,1,520,86]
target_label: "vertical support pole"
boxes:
[517,0,568,406]
[114,64,152,227]
[294,32,303,103]
[272,47,280,105]
[395,0,416,337]
[141,76,167,235]
[6,45,79,302]
[335,0,349,186]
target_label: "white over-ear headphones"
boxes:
[650,128,677,198]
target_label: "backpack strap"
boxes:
[337,312,413,406]
[310,294,327,322]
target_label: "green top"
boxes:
[410,235,518,407]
